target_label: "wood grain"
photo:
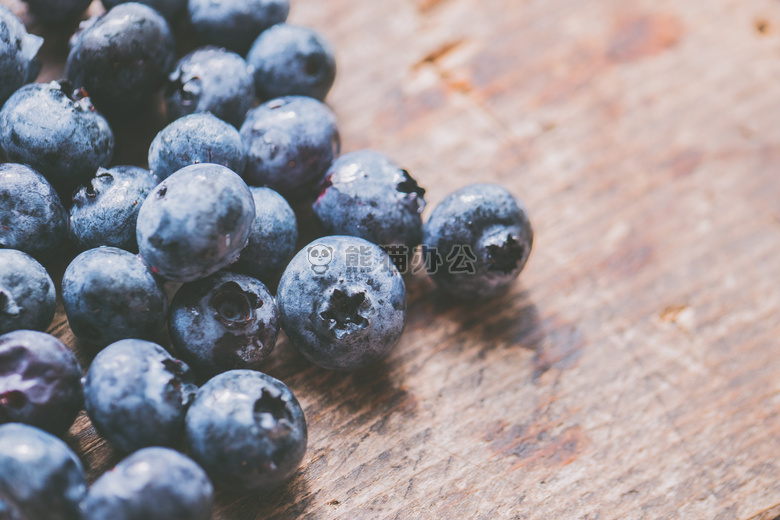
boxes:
[5,0,780,518]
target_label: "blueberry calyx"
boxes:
[486,234,526,274]
[0,291,20,317]
[161,358,196,405]
[165,71,201,107]
[210,282,260,328]
[180,82,201,105]
[396,169,425,196]
[0,344,29,417]
[253,387,293,450]
[54,80,93,109]
[396,169,426,213]
[96,169,113,180]
[319,289,369,338]
[55,79,75,97]
[87,169,113,198]
[72,87,93,112]
[162,358,189,380]
[253,387,289,424]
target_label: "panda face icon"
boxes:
[307,244,333,274]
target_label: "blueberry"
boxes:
[84,339,196,452]
[188,0,289,55]
[169,271,279,377]
[313,150,426,257]
[0,81,115,191]
[69,166,159,252]
[247,23,336,102]
[22,0,91,24]
[62,247,168,345]
[240,96,340,197]
[136,164,255,282]
[0,163,67,259]
[82,447,213,520]
[232,187,298,285]
[277,236,406,371]
[0,6,42,106]
[148,113,246,180]
[0,423,86,520]
[165,46,255,128]
[0,250,56,334]
[65,3,175,112]
[185,370,306,491]
[101,0,186,20]
[422,183,533,299]
[0,330,83,434]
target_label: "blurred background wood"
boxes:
[4,0,780,518]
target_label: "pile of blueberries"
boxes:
[0,0,534,518]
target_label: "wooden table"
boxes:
[6,0,780,517]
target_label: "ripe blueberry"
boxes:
[82,447,213,520]
[0,163,67,260]
[66,3,176,112]
[102,0,186,20]
[247,23,336,102]
[185,370,307,492]
[165,46,255,128]
[62,247,168,345]
[0,330,83,434]
[0,81,114,192]
[69,166,159,252]
[136,163,255,282]
[232,186,298,286]
[0,6,42,105]
[169,271,279,377]
[422,183,533,299]
[188,0,289,55]
[148,112,246,180]
[240,96,340,197]
[313,149,426,256]
[84,339,197,453]
[0,423,86,520]
[278,236,407,371]
[0,250,56,334]
[21,0,90,24]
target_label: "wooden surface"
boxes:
[6,0,780,518]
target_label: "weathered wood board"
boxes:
[5,0,780,518]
